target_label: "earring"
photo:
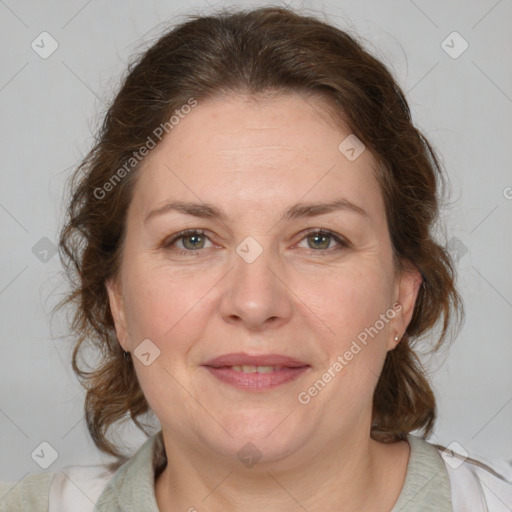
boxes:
[394,334,400,342]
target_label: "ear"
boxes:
[387,261,423,351]
[106,277,129,351]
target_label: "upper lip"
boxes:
[202,353,309,368]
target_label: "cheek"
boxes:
[304,264,393,390]
[120,263,217,414]
[304,263,393,341]
[121,259,219,352]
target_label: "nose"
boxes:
[218,240,294,331]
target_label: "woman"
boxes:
[1,6,511,511]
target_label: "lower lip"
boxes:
[203,366,310,390]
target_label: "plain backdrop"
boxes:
[1,0,511,481]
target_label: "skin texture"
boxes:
[107,92,423,511]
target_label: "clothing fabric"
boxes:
[1,431,511,511]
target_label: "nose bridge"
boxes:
[220,234,292,327]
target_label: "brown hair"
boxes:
[58,5,464,460]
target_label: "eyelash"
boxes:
[162,228,350,257]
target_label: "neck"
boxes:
[155,427,409,512]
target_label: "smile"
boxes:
[203,365,310,390]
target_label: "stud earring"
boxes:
[394,334,400,342]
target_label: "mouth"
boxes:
[201,353,311,391]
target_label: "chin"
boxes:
[211,412,309,463]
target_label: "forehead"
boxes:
[130,93,385,225]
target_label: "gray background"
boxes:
[1,0,511,481]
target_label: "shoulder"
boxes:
[0,465,115,512]
[48,464,116,511]
[2,432,164,512]
[434,442,512,511]
[1,472,54,512]
[401,434,512,511]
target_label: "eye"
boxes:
[162,228,349,256]
[162,229,213,255]
[297,229,349,252]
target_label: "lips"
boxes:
[203,353,309,368]
[202,353,310,391]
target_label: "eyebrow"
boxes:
[144,199,368,224]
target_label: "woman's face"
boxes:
[107,92,421,465]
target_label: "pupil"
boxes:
[186,234,202,249]
[311,234,328,249]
